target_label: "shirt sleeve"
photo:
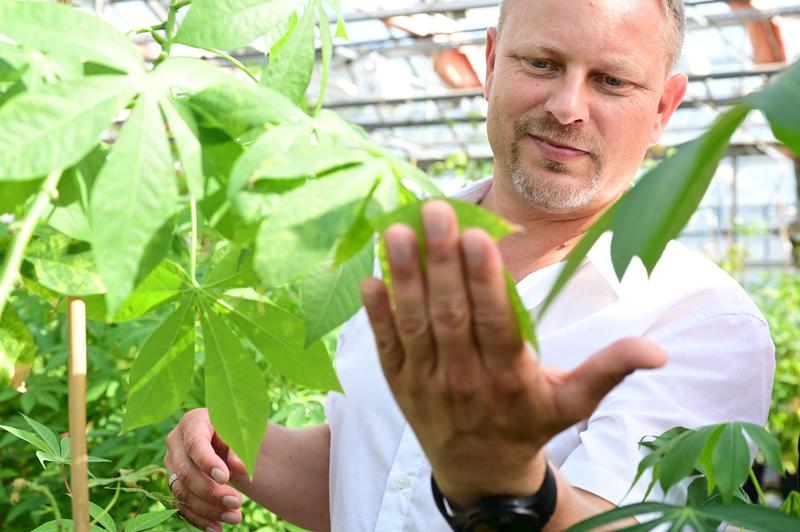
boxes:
[557,310,775,505]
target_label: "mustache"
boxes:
[513,116,601,159]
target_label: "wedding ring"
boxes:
[168,473,179,490]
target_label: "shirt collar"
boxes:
[451,176,641,301]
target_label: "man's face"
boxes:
[485,0,687,214]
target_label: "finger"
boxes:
[212,433,248,477]
[171,478,239,523]
[180,411,230,484]
[462,228,523,358]
[176,502,223,532]
[421,201,475,367]
[361,278,404,376]
[170,430,242,511]
[384,224,435,373]
[554,338,668,423]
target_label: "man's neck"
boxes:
[479,176,612,283]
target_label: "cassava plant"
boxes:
[1,0,800,529]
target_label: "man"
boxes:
[164,0,774,530]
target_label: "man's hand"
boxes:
[165,408,247,531]
[360,200,667,506]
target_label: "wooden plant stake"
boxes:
[68,297,89,532]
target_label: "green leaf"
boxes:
[201,246,257,291]
[698,424,725,494]
[31,519,75,532]
[201,303,270,476]
[0,304,36,388]
[175,0,299,51]
[0,179,41,215]
[538,204,616,320]
[25,236,106,296]
[610,104,750,278]
[91,88,178,313]
[228,121,366,194]
[302,243,374,345]
[75,260,189,323]
[89,500,116,532]
[712,422,751,503]
[35,450,65,468]
[261,0,317,104]
[0,75,136,180]
[314,0,333,114]
[188,82,302,140]
[21,413,60,455]
[740,422,784,475]
[122,509,177,532]
[160,96,205,199]
[568,502,800,532]
[657,426,712,494]
[504,271,537,352]
[0,1,144,74]
[152,56,232,95]
[779,491,800,518]
[223,296,341,391]
[254,163,384,286]
[122,297,196,432]
[323,0,348,39]
[746,60,800,155]
[0,424,50,453]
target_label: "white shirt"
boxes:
[325,177,775,532]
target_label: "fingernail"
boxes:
[386,233,410,265]
[211,467,226,484]
[222,495,240,509]
[463,231,484,266]
[423,202,450,242]
[221,511,238,524]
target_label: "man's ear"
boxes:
[650,73,688,144]
[484,27,498,101]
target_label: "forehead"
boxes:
[499,0,669,76]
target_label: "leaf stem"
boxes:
[198,47,259,83]
[190,195,199,287]
[748,467,767,506]
[127,22,166,37]
[0,168,62,319]
[90,481,120,528]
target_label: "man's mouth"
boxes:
[529,135,590,164]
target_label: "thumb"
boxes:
[554,337,667,423]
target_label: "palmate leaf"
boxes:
[261,0,318,104]
[188,82,303,141]
[567,501,800,532]
[0,1,144,75]
[201,246,257,291]
[228,121,366,194]
[175,0,300,51]
[302,243,374,346]
[200,302,270,477]
[222,295,341,391]
[152,56,232,95]
[91,87,178,314]
[712,422,751,503]
[0,304,36,388]
[122,296,196,432]
[0,75,136,180]
[254,162,384,286]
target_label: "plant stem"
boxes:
[0,169,62,319]
[127,22,166,37]
[748,467,767,505]
[199,47,259,83]
[29,482,62,520]
[190,195,199,287]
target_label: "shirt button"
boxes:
[393,475,410,490]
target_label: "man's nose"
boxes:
[543,72,590,125]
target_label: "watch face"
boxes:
[467,513,543,532]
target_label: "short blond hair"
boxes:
[496,0,685,71]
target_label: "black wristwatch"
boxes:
[431,464,557,532]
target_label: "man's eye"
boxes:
[529,59,551,69]
[602,76,625,88]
